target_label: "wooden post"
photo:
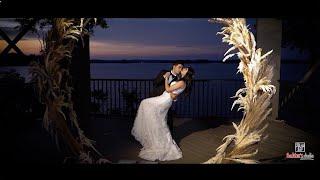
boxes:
[70,34,91,132]
[256,18,282,120]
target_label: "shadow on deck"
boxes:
[5,114,319,164]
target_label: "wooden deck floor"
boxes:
[88,116,320,164]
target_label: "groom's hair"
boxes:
[172,60,184,66]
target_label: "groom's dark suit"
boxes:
[149,69,180,135]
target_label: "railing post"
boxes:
[256,18,282,121]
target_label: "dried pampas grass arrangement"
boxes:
[204,18,276,164]
[29,18,110,164]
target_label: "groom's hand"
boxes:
[170,93,178,100]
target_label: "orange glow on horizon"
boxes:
[90,40,224,59]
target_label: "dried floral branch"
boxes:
[204,18,276,164]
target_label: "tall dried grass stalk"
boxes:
[29,18,110,164]
[204,18,276,164]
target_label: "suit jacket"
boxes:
[149,69,179,97]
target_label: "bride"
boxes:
[131,67,195,161]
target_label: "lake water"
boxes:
[0,62,309,82]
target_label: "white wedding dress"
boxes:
[131,81,184,161]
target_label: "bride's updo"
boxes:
[180,67,195,97]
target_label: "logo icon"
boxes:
[295,142,305,153]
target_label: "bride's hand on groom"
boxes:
[163,72,170,79]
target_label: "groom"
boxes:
[149,60,184,134]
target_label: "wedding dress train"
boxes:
[131,82,184,161]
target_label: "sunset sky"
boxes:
[0,18,310,60]
[89,18,235,60]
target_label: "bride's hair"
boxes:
[179,67,195,97]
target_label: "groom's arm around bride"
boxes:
[149,69,168,98]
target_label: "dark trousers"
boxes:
[167,107,174,135]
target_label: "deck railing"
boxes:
[90,79,245,120]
